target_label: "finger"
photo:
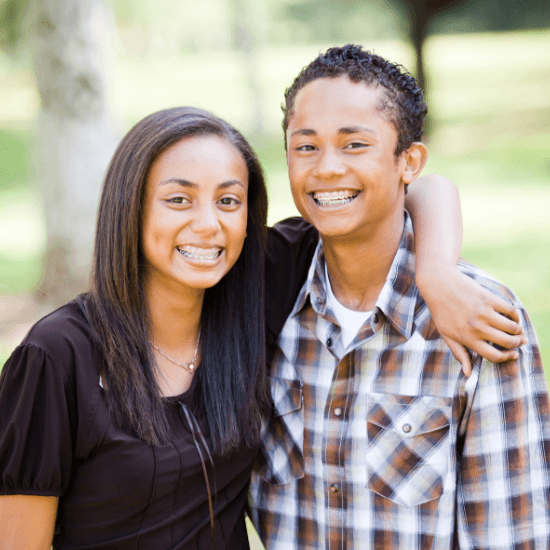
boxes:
[476,326,527,350]
[471,340,520,364]
[488,296,520,324]
[486,311,524,336]
[442,336,472,376]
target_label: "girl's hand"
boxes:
[416,262,527,376]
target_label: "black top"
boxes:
[0,218,318,550]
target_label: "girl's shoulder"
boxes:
[4,296,103,400]
[22,298,96,358]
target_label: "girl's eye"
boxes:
[218,197,240,206]
[296,144,316,152]
[167,197,190,204]
[345,142,367,149]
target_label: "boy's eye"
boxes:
[296,144,316,152]
[345,142,367,149]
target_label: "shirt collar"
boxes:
[291,211,419,339]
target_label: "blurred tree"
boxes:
[432,0,550,33]
[0,0,29,52]
[231,0,266,136]
[399,0,456,93]
[30,0,118,305]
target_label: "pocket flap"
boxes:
[270,377,303,417]
[366,393,453,508]
[367,393,451,438]
[254,377,304,486]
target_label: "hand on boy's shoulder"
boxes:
[419,259,531,374]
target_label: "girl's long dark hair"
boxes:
[87,107,268,453]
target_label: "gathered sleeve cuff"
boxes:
[0,343,75,496]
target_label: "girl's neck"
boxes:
[145,278,204,350]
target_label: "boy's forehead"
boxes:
[288,76,391,133]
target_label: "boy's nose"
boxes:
[312,149,346,179]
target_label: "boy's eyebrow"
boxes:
[290,128,317,138]
[290,126,377,138]
[338,126,377,135]
[159,178,245,189]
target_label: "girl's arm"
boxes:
[406,174,526,375]
[0,495,58,550]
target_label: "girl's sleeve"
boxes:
[265,217,319,362]
[0,343,75,496]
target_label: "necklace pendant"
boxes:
[188,364,195,371]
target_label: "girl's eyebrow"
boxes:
[159,179,245,189]
[160,178,197,188]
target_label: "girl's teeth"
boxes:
[177,247,222,260]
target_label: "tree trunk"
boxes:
[409,1,427,93]
[30,0,118,305]
[231,0,265,137]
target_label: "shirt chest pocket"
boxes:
[255,377,304,486]
[366,393,452,508]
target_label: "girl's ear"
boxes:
[401,142,429,185]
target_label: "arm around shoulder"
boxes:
[406,174,525,374]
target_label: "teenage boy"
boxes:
[250,45,550,549]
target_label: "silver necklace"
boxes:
[151,329,201,374]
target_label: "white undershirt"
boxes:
[325,263,372,353]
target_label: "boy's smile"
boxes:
[286,76,419,243]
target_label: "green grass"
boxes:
[0,128,30,187]
[0,254,42,294]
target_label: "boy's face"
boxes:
[286,76,411,242]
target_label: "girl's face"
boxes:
[141,135,249,297]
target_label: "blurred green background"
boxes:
[0,1,549,547]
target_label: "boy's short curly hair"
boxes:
[282,44,427,156]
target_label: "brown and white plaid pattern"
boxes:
[250,213,550,550]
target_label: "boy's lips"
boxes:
[310,189,360,207]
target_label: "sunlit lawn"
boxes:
[0,30,549,548]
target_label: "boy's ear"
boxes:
[401,142,428,185]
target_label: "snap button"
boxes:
[333,407,343,417]
[330,483,339,493]
[402,423,412,434]
[326,337,333,347]
[372,312,379,324]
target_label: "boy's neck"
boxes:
[322,213,404,312]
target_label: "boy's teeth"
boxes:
[177,246,222,260]
[312,190,358,206]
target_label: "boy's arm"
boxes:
[457,309,550,548]
[406,174,526,375]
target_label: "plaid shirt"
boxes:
[250,213,550,550]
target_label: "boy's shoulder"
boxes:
[457,259,523,309]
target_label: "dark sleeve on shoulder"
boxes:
[0,315,80,496]
[265,217,319,362]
